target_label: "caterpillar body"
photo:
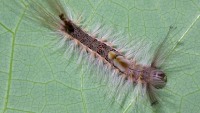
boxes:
[20,0,178,111]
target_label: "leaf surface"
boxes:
[0,0,199,113]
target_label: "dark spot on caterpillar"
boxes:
[59,13,65,21]
[59,13,74,33]
[97,43,107,56]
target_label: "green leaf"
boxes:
[0,0,200,113]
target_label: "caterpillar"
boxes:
[18,0,178,111]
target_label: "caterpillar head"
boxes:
[150,69,167,89]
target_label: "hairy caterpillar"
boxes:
[18,0,179,111]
